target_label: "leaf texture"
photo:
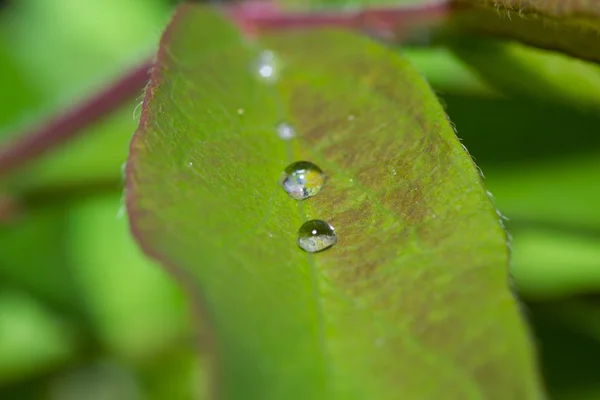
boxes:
[126,4,544,399]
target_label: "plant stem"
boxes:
[227,1,448,38]
[0,60,152,176]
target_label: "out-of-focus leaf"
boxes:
[442,94,600,168]
[0,36,39,137]
[485,155,600,230]
[401,46,499,96]
[532,300,600,344]
[139,349,206,400]
[510,228,600,300]
[2,0,168,102]
[450,0,600,65]
[0,289,78,385]
[66,193,189,359]
[0,206,85,316]
[47,360,142,400]
[448,37,600,113]
[126,5,543,399]
[526,304,600,400]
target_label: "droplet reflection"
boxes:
[279,161,326,200]
[255,50,279,83]
[276,122,296,140]
[297,220,337,253]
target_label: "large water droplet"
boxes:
[279,161,325,200]
[276,122,296,140]
[297,220,337,253]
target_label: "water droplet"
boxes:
[279,161,326,200]
[237,108,244,115]
[255,50,279,83]
[276,122,296,140]
[297,220,337,253]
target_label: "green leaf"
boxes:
[486,154,600,230]
[526,304,600,400]
[449,0,600,64]
[447,37,600,113]
[66,193,189,359]
[0,289,78,384]
[126,4,544,399]
[401,46,499,97]
[510,228,600,300]
[0,205,85,317]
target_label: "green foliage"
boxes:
[448,37,600,113]
[2,0,600,399]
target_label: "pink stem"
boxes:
[0,60,152,176]
[227,1,448,38]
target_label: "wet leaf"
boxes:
[450,0,600,64]
[126,4,544,399]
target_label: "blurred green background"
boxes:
[0,0,599,399]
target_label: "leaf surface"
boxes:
[126,4,544,399]
[450,0,600,64]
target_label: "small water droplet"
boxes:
[276,122,296,140]
[237,108,244,115]
[279,161,326,200]
[392,168,397,176]
[297,220,337,253]
[255,50,279,83]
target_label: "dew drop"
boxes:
[297,220,337,253]
[279,161,326,200]
[276,122,296,140]
[255,50,279,83]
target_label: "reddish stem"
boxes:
[227,0,448,38]
[0,60,152,176]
